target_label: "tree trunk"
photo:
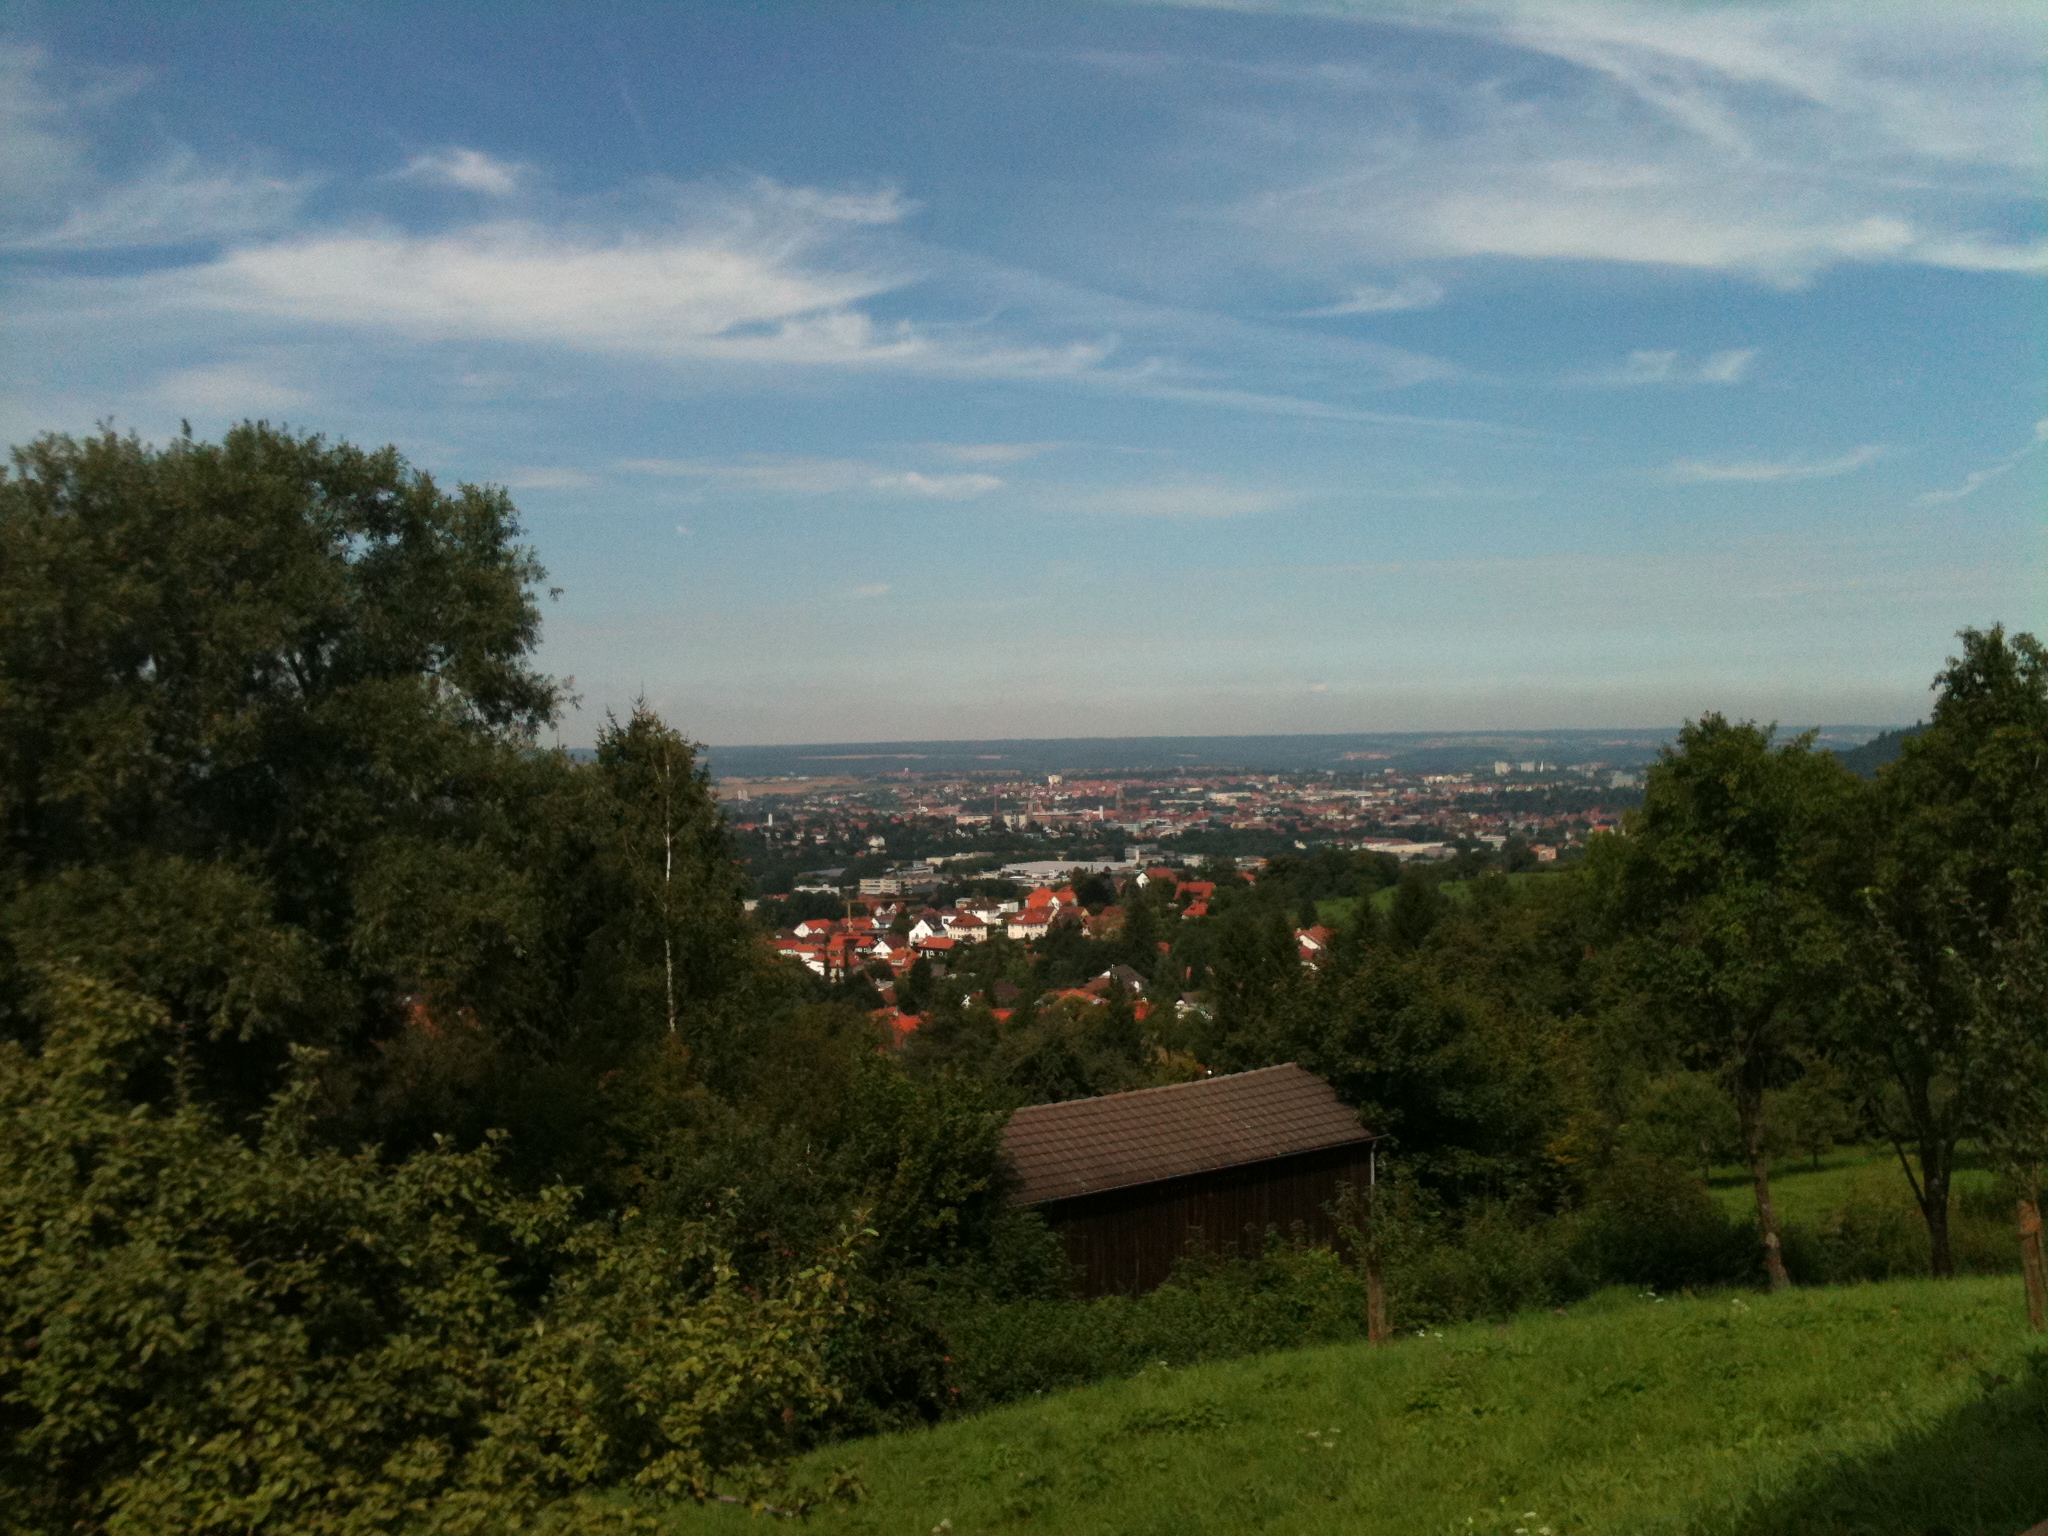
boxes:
[1921,1144,1954,1279]
[660,747,677,1035]
[1737,1069,1790,1291]
[1888,1135,1958,1278]
[2020,1189,2046,1334]
[1360,1170,1390,1345]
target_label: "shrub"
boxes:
[0,976,859,1534]
[1576,1153,1760,1292]
[1387,1202,1592,1326]
[938,1242,1375,1410]
[1780,1196,1924,1284]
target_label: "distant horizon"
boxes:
[694,723,1907,754]
[688,723,1910,779]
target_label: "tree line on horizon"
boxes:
[0,424,2041,1531]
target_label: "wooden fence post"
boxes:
[2020,1189,2046,1334]
[1365,1143,1390,1345]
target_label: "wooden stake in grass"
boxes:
[1365,1145,1390,1345]
[2019,1189,2046,1334]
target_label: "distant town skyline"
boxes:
[2,3,2041,744]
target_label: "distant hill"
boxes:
[694,727,1893,780]
[1833,725,1923,779]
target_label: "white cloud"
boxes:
[5,145,313,252]
[1919,418,2047,502]
[163,219,913,361]
[1213,2,2047,285]
[619,455,1000,499]
[1049,479,1292,519]
[1695,349,1756,385]
[0,47,311,250]
[92,181,1140,383]
[1908,237,2048,275]
[0,42,92,205]
[148,361,309,415]
[868,470,1003,499]
[1297,276,1445,315]
[930,441,1062,464]
[620,456,880,494]
[497,466,600,490]
[1669,445,1886,483]
[391,147,528,196]
[1578,347,1756,386]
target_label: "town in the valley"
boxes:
[721,757,1643,1036]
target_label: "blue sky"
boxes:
[2,1,2042,745]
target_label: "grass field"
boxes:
[661,1277,2046,1536]
[1708,1143,2000,1227]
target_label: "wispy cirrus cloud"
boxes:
[618,454,1004,500]
[928,441,1064,464]
[45,179,1140,383]
[390,147,529,196]
[1296,277,1445,316]
[1,42,312,251]
[1045,478,1293,519]
[145,360,309,415]
[1669,444,1886,483]
[1574,348,1757,387]
[870,470,1003,498]
[154,202,923,365]
[5,145,314,251]
[1183,1,2047,286]
[1920,418,2048,502]
[497,466,601,490]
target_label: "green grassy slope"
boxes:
[664,1278,2046,1536]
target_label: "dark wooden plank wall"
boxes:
[1036,1143,1375,1297]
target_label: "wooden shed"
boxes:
[1000,1063,1377,1297]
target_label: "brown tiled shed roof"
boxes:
[1001,1063,1373,1206]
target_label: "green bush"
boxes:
[938,1243,1375,1410]
[0,976,859,1534]
[1384,1202,1588,1326]
[1575,1153,1760,1292]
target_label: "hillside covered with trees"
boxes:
[1,426,2043,1531]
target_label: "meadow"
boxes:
[1708,1143,1999,1226]
[1708,1146,2019,1284]
[666,1277,2047,1536]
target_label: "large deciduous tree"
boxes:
[1612,716,1867,1290]
[1851,626,2047,1304]
[0,424,559,1111]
